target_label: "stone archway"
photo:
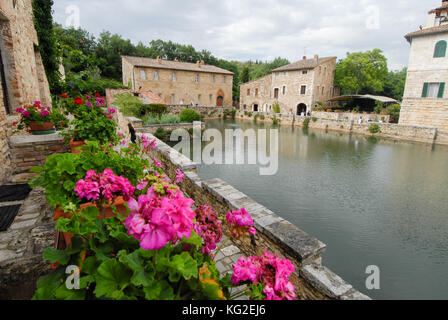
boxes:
[253,104,259,112]
[297,103,307,116]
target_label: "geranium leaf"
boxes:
[32,268,65,300]
[169,252,198,280]
[55,284,86,300]
[94,259,132,299]
[143,280,175,300]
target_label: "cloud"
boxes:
[53,0,442,69]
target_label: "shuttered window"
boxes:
[438,82,445,98]
[422,82,446,98]
[422,83,428,97]
[434,41,447,58]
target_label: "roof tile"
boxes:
[122,56,234,75]
[272,57,336,72]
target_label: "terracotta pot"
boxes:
[69,138,86,154]
[53,196,128,251]
[29,121,55,135]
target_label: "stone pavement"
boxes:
[0,188,54,299]
[213,234,249,301]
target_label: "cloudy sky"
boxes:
[53,0,441,70]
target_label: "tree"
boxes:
[382,68,407,101]
[32,0,62,93]
[240,66,250,84]
[335,49,388,95]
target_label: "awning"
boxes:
[327,94,399,104]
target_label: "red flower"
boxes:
[94,93,101,97]
[12,122,17,126]
[74,97,83,105]
[61,94,68,98]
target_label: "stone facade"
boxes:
[239,55,337,115]
[122,56,234,107]
[400,2,448,130]
[0,0,52,183]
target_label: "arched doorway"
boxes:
[216,96,224,107]
[297,103,307,116]
[253,104,259,112]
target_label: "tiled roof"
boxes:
[272,56,336,72]
[140,91,166,105]
[122,56,234,75]
[405,25,448,41]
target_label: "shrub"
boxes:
[145,103,167,119]
[260,115,265,120]
[114,94,144,117]
[231,108,236,120]
[254,114,259,123]
[384,104,401,123]
[180,108,201,123]
[273,103,281,114]
[369,124,381,134]
[303,117,311,130]
[142,114,180,125]
[312,117,318,122]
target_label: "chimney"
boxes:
[157,56,162,64]
[196,60,201,68]
[303,56,307,60]
[174,57,179,62]
[200,60,205,65]
[314,54,319,61]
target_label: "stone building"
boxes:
[122,56,234,107]
[239,55,338,115]
[400,0,448,130]
[0,0,51,183]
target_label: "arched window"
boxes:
[434,40,447,58]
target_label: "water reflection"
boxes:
[193,119,448,300]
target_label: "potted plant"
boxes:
[15,101,58,135]
[63,105,119,153]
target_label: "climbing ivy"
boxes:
[32,0,62,94]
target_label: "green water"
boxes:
[194,119,448,300]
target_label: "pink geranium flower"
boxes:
[74,169,135,202]
[125,190,196,250]
[231,251,296,300]
[175,169,184,184]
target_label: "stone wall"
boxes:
[137,131,370,300]
[0,76,10,183]
[313,111,391,123]
[0,0,51,109]
[8,134,69,183]
[235,110,444,145]
[400,98,448,131]
[135,122,205,135]
[436,130,448,145]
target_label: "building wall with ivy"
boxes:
[0,0,51,182]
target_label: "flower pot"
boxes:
[29,121,55,135]
[69,138,86,154]
[53,196,128,251]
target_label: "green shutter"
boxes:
[422,83,429,97]
[438,83,445,98]
[434,41,447,58]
